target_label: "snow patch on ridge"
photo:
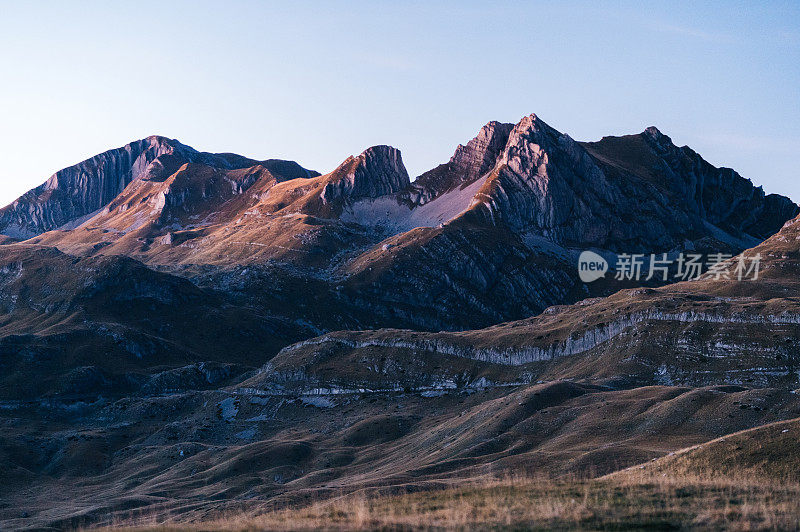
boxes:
[341,176,487,232]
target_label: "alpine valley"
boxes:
[1,114,799,529]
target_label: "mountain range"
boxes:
[1,114,798,529]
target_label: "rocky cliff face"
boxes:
[320,145,410,205]
[0,136,317,238]
[463,114,616,241]
[0,138,161,238]
[328,114,797,259]
[408,121,513,203]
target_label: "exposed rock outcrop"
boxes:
[321,145,410,205]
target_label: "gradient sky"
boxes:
[1,1,798,206]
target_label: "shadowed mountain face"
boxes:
[583,126,799,242]
[0,115,798,529]
[276,211,800,394]
[0,245,317,401]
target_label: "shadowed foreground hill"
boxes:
[3,381,800,529]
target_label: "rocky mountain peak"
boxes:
[642,125,665,139]
[144,134,177,144]
[448,120,514,182]
[321,145,410,204]
[461,113,799,252]
[0,137,171,238]
[514,112,540,130]
[506,113,563,146]
[640,125,678,154]
[461,113,590,235]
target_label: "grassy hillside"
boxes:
[611,417,800,484]
[97,418,800,530]
[98,475,800,530]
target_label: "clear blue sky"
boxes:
[1,1,798,206]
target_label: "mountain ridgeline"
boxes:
[2,115,795,249]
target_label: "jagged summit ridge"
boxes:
[0,136,318,238]
[453,113,799,251]
[642,125,667,141]
[0,137,173,238]
[464,113,622,239]
[409,120,513,204]
[629,124,799,239]
[450,120,514,180]
[336,112,797,255]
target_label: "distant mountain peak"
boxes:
[450,121,513,180]
[0,137,317,238]
[642,125,664,137]
[641,125,675,148]
[144,133,177,142]
[457,113,800,249]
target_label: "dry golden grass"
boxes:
[97,471,800,531]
